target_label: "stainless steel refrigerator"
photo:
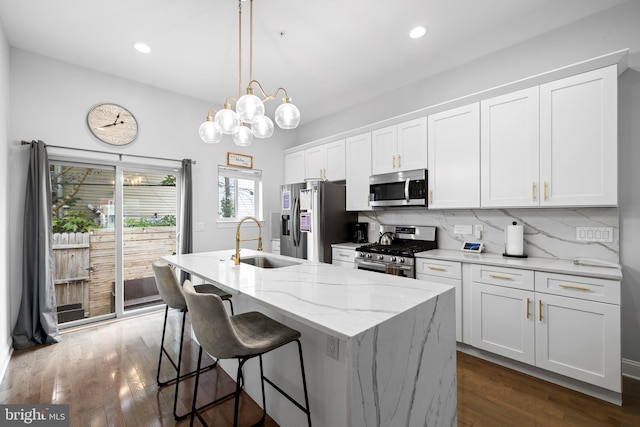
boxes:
[279,183,307,259]
[280,181,357,262]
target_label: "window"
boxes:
[218,166,263,221]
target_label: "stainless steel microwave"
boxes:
[369,169,428,207]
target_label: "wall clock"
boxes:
[87,103,138,145]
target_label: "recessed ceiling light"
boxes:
[409,26,427,39]
[134,43,151,54]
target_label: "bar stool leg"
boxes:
[156,306,171,385]
[296,339,312,427]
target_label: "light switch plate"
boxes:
[576,226,613,243]
[195,222,205,232]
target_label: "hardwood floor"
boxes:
[2,310,640,426]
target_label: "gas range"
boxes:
[355,225,437,278]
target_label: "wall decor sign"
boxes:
[227,152,253,168]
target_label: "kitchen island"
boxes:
[163,249,456,427]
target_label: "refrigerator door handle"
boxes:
[293,196,301,247]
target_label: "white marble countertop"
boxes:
[163,249,453,340]
[415,249,622,280]
[331,242,366,250]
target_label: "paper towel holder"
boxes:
[503,221,528,258]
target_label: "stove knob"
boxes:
[366,253,372,259]
[358,252,364,258]
[399,258,405,264]
[377,255,384,261]
[390,256,397,262]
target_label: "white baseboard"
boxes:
[623,358,640,381]
[0,338,13,384]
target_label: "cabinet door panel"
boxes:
[285,151,306,184]
[540,65,617,206]
[535,293,621,391]
[397,117,427,171]
[428,103,480,208]
[325,139,346,181]
[305,146,325,180]
[481,87,540,207]
[471,283,535,364]
[371,125,397,175]
[346,133,372,211]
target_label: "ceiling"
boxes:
[0,0,628,125]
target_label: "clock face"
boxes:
[87,103,138,146]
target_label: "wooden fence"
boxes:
[53,227,176,320]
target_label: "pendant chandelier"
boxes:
[199,0,300,146]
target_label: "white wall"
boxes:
[297,2,640,371]
[0,17,11,381]
[7,49,293,334]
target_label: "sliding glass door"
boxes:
[49,160,179,326]
[122,169,178,313]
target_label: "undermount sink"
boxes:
[239,255,301,269]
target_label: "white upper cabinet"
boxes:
[345,132,372,211]
[428,103,480,209]
[371,117,427,175]
[481,87,540,207]
[304,139,346,182]
[539,65,617,206]
[325,139,346,181]
[285,150,305,184]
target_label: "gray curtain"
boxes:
[12,140,60,349]
[179,159,193,284]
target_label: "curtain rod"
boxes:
[20,140,195,165]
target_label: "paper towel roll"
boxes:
[505,223,524,256]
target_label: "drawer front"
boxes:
[472,264,534,291]
[535,272,620,304]
[332,248,355,265]
[415,259,461,279]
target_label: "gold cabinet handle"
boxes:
[544,181,548,201]
[559,284,591,291]
[489,274,513,280]
[429,190,433,204]
[398,154,401,168]
[539,299,543,321]
[526,298,530,319]
[532,182,536,201]
[367,194,370,207]
[428,266,446,271]
[392,155,396,169]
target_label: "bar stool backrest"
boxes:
[183,280,248,359]
[152,261,187,310]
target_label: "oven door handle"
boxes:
[356,260,386,270]
[404,178,411,203]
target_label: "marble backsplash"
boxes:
[359,207,619,263]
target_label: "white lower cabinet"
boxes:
[416,259,462,341]
[332,247,355,268]
[470,264,621,392]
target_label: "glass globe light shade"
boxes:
[252,115,274,139]
[236,93,265,123]
[275,102,301,129]
[214,108,240,134]
[233,124,254,146]
[198,120,223,144]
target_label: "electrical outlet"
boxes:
[327,335,339,360]
[195,222,205,232]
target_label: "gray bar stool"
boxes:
[182,279,312,427]
[152,261,234,420]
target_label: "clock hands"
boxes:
[95,120,125,131]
